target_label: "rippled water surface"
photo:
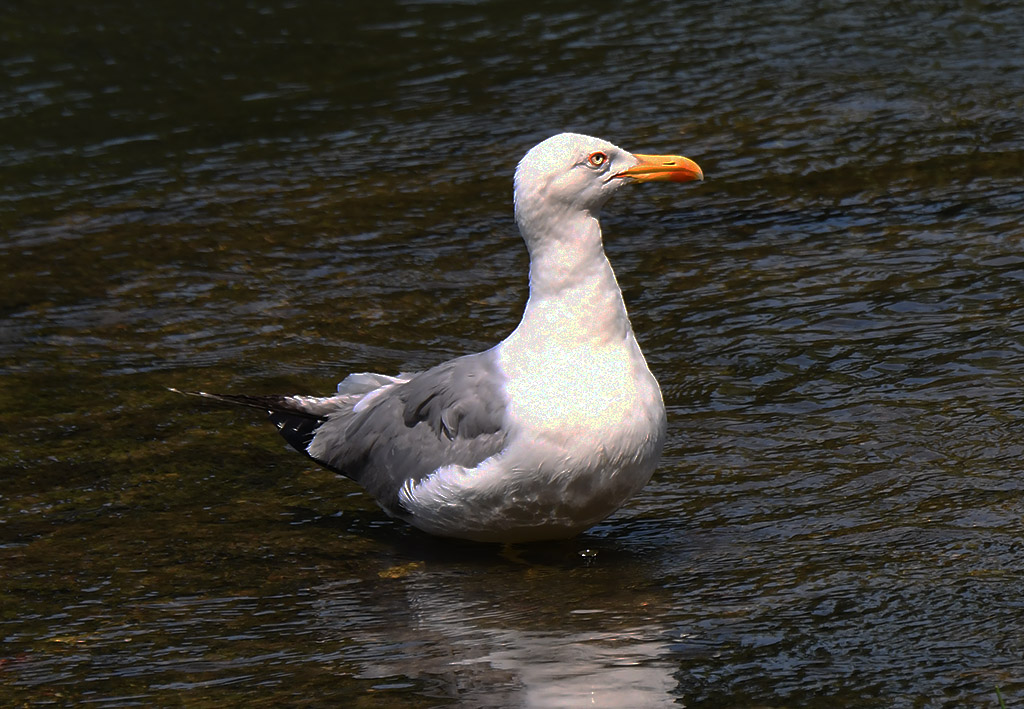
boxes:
[3,0,1024,706]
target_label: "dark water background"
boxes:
[3,0,1024,706]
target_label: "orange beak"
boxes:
[616,153,704,183]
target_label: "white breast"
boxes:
[498,333,663,448]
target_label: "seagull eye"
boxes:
[587,152,607,168]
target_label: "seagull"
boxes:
[177,133,703,543]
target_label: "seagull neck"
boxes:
[515,210,632,345]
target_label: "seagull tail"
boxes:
[168,387,329,458]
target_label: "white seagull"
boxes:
[179,133,703,543]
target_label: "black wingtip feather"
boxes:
[269,411,324,457]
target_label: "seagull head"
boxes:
[513,132,703,237]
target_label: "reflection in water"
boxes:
[312,573,678,708]
[453,629,675,709]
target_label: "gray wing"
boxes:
[306,350,510,516]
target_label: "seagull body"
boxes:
[183,133,702,543]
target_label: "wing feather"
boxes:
[306,351,509,515]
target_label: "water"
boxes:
[3,0,1024,706]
